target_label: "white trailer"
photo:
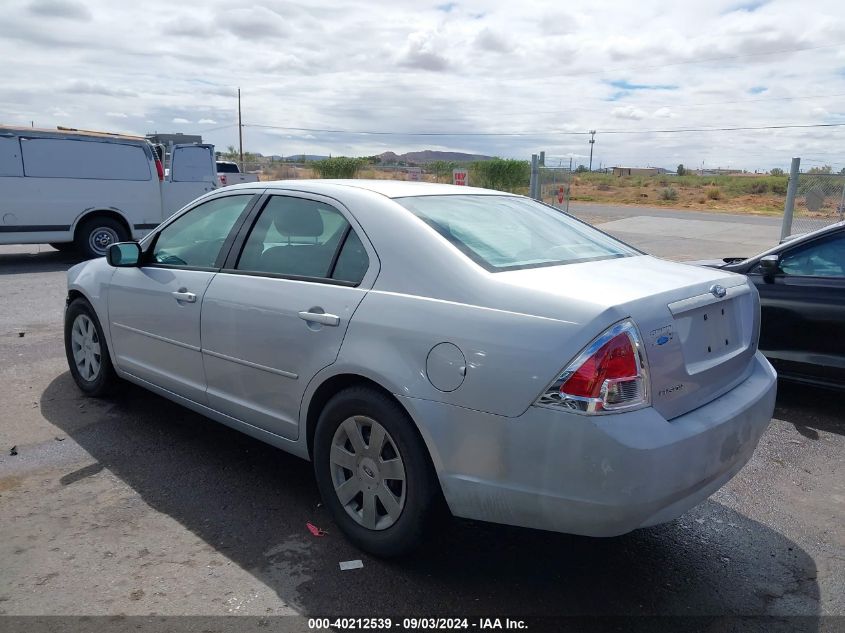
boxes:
[0,126,218,257]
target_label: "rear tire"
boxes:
[64,298,120,397]
[314,386,442,557]
[75,216,128,259]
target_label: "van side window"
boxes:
[0,136,23,177]
[20,138,151,181]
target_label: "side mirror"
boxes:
[107,242,141,267]
[759,254,779,280]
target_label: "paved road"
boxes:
[0,212,843,625]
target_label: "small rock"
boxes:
[9,446,17,456]
[18,332,25,338]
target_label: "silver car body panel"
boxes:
[66,180,777,537]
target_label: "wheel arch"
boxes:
[302,371,443,476]
[72,208,133,241]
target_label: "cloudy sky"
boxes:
[2,0,844,171]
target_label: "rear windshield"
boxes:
[396,194,638,272]
[216,162,240,173]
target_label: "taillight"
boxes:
[155,158,164,181]
[220,174,227,185]
[536,319,649,414]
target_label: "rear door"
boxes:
[200,193,377,440]
[108,193,258,402]
[752,230,845,386]
[162,144,217,217]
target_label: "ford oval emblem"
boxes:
[656,335,670,346]
[710,284,727,298]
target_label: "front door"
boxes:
[108,193,257,402]
[200,194,376,439]
[754,230,845,386]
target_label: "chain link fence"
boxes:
[782,159,845,238]
[537,166,573,213]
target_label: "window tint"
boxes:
[0,136,23,176]
[779,234,845,278]
[152,195,252,268]
[236,196,351,279]
[332,230,369,283]
[171,146,213,182]
[21,138,151,180]
[396,195,637,271]
[216,162,240,173]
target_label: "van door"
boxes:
[161,144,217,219]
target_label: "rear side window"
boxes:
[0,136,23,176]
[20,138,151,180]
[237,196,367,283]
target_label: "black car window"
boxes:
[236,196,350,279]
[779,233,845,278]
[152,195,252,268]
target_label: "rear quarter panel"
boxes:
[333,288,626,417]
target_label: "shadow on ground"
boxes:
[0,250,85,275]
[39,372,821,622]
[774,381,845,438]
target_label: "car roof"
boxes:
[254,179,516,199]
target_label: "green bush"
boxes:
[707,188,721,200]
[660,187,678,201]
[772,182,787,195]
[749,182,769,194]
[469,158,530,193]
[311,157,365,178]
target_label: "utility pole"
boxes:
[238,88,244,171]
[588,130,596,172]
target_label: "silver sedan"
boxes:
[64,180,777,556]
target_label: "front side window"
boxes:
[396,195,637,271]
[152,195,252,268]
[779,234,845,278]
[21,138,151,180]
[237,196,367,282]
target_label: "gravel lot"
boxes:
[0,208,842,628]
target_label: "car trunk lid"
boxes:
[496,255,759,419]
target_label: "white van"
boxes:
[0,126,217,257]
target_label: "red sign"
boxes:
[557,185,564,204]
[453,169,468,186]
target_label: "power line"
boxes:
[244,121,845,138]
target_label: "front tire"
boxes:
[64,298,119,397]
[314,387,441,557]
[75,217,128,259]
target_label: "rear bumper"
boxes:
[399,351,777,536]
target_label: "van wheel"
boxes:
[313,387,442,557]
[76,217,128,259]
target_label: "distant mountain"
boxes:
[378,150,494,164]
[284,154,330,161]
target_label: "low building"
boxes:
[612,166,659,177]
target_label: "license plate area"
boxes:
[674,297,746,372]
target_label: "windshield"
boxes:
[396,194,639,272]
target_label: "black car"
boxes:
[693,221,845,390]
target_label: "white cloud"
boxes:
[653,107,678,119]
[197,118,217,124]
[612,106,648,120]
[172,117,191,124]
[106,111,128,118]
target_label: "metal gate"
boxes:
[529,154,573,213]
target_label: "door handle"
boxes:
[171,289,197,303]
[298,311,340,327]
